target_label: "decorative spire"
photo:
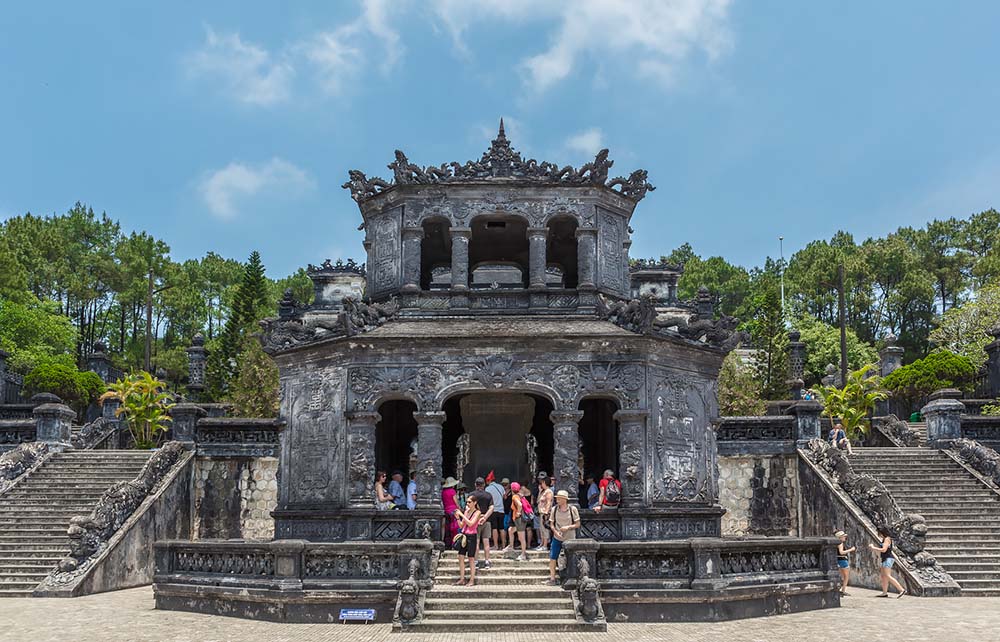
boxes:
[498,118,506,139]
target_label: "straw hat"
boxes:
[555,490,570,500]
[834,530,847,538]
[442,476,459,489]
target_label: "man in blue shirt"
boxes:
[406,471,418,510]
[389,471,406,509]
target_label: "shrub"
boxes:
[812,364,887,440]
[24,358,106,410]
[717,350,766,416]
[228,338,279,418]
[101,371,174,449]
[882,350,976,411]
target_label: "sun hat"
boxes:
[501,477,511,485]
[834,530,847,538]
[442,476,459,489]
[555,490,570,500]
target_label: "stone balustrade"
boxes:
[194,417,284,457]
[715,400,822,456]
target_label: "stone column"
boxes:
[185,334,207,401]
[614,409,648,507]
[170,403,206,445]
[401,227,424,294]
[34,400,75,447]
[986,326,1000,399]
[575,228,598,291]
[551,410,584,503]
[101,395,124,448]
[666,273,679,304]
[449,227,471,292]
[86,341,113,383]
[0,349,7,403]
[876,334,904,416]
[527,227,548,290]
[346,410,381,508]
[413,411,446,510]
[786,329,806,400]
[922,388,965,448]
[697,286,714,317]
[787,399,823,447]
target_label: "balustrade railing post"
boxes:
[272,540,307,590]
[170,403,206,446]
[787,400,823,448]
[690,538,726,590]
[922,388,965,448]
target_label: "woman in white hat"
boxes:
[442,477,460,542]
[545,489,581,585]
[834,530,856,596]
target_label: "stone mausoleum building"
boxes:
[261,122,737,543]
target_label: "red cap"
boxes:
[485,470,495,484]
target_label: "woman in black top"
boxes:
[869,527,906,597]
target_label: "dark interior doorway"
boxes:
[578,398,620,482]
[375,400,418,478]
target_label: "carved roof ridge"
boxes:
[342,120,655,205]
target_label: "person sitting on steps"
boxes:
[829,423,854,455]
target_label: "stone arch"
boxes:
[467,213,531,288]
[435,379,561,411]
[420,216,451,290]
[546,214,579,288]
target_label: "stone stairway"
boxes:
[0,450,152,597]
[908,422,928,446]
[851,448,1000,596]
[402,549,593,632]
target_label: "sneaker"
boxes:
[544,579,559,586]
[532,545,546,552]
[517,555,527,562]
[483,560,492,569]
[475,560,485,569]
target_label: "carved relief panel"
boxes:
[649,368,717,505]
[368,207,402,297]
[284,367,347,506]
[597,210,625,295]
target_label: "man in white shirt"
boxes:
[406,471,417,510]
[485,474,506,549]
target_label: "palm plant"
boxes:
[99,371,175,449]
[812,364,888,441]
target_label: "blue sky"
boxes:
[3,1,999,277]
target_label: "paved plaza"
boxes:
[1,586,995,642]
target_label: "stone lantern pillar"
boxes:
[787,399,823,447]
[986,326,1000,399]
[401,227,424,294]
[551,410,584,503]
[876,334,904,416]
[170,403,206,445]
[922,388,965,448]
[185,334,207,402]
[86,341,113,383]
[786,330,806,400]
[696,286,714,318]
[346,411,381,508]
[614,409,649,507]
[34,398,75,447]
[412,411,446,510]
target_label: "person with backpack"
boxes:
[545,490,581,585]
[594,469,621,512]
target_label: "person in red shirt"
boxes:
[594,469,621,512]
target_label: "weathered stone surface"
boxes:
[0,441,49,493]
[719,455,798,537]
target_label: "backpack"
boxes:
[549,505,580,531]
[604,480,621,506]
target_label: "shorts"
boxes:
[515,515,528,532]
[503,514,511,530]
[456,534,478,558]
[550,538,564,561]
[490,512,504,533]
[882,557,895,569]
[837,559,850,569]
[478,520,492,540]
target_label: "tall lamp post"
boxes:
[779,236,786,322]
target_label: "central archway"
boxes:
[441,392,554,488]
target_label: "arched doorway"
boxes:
[375,399,418,482]
[578,398,620,506]
[420,217,451,290]
[546,215,579,288]
[468,215,529,288]
[441,392,554,488]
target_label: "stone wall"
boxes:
[193,457,278,540]
[718,455,798,537]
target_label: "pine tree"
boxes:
[205,251,270,399]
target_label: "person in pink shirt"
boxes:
[453,495,482,586]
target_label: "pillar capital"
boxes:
[345,410,382,426]
[550,410,585,425]
[412,411,447,426]
[574,227,598,238]
[449,226,472,238]
[526,226,549,239]
[613,409,650,423]
[401,226,425,239]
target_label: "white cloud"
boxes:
[430,0,733,93]
[564,128,604,157]
[199,158,315,220]
[187,28,294,105]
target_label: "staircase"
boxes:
[0,450,152,597]
[908,422,928,446]
[851,448,1000,596]
[401,549,596,632]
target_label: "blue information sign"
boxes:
[339,608,376,623]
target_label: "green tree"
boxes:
[742,259,788,399]
[795,315,879,386]
[229,337,280,418]
[23,358,105,412]
[0,296,78,373]
[813,364,887,440]
[206,251,272,399]
[930,280,1000,370]
[102,371,174,449]
[881,350,977,411]
[717,351,766,416]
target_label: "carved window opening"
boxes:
[441,392,554,489]
[420,217,451,290]
[578,398,620,494]
[375,400,419,482]
[468,215,529,288]
[546,215,578,288]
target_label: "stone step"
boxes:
[424,597,570,611]
[0,570,51,580]
[0,588,37,597]
[926,528,1000,535]
[953,578,1000,589]
[433,574,551,586]
[946,570,1000,580]
[437,564,551,575]
[0,563,55,574]
[925,539,1000,548]
[0,556,63,566]
[398,619,588,633]
[960,588,1000,597]
[422,609,575,621]
[429,586,567,600]
[0,520,74,528]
